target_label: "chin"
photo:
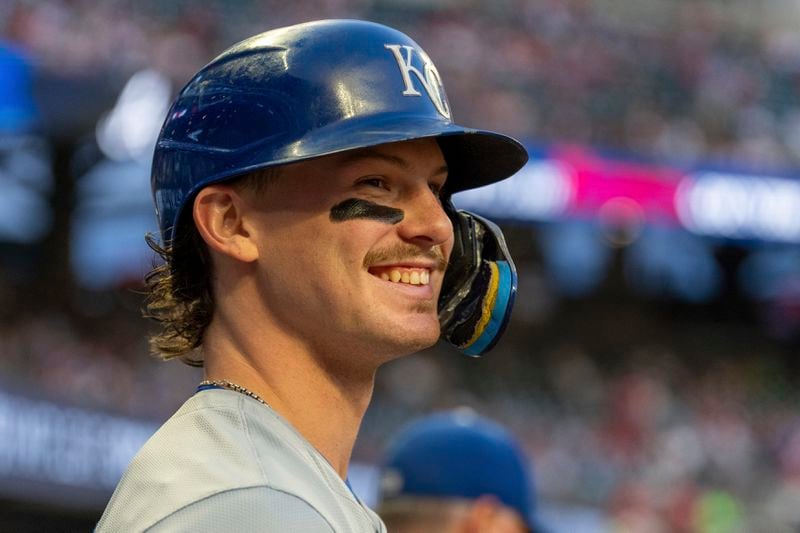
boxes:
[383,323,441,357]
[355,308,442,360]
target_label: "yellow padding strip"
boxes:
[463,262,499,348]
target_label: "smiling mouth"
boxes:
[368,266,431,286]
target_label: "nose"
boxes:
[396,187,453,250]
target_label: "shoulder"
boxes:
[145,486,337,533]
[97,390,384,532]
[97,391,270,531]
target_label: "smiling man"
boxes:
[97,19,527,533]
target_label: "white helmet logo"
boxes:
[385,44,451,120]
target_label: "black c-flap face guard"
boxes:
[438,198,517,356]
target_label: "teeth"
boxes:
[382,269,430,286]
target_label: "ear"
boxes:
[193,185,259,263]
[461,496,495,533]
[460,496,528,533]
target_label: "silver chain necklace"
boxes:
[199,379,270,407]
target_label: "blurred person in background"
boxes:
[379,409,546,533]
[96,18,526,533]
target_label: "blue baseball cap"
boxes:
[381,409,545,532]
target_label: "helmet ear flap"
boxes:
[438,198,517,356]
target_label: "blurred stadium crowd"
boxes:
[2,0,800,531]
[6,0,800,165]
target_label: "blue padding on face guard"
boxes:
[461,260,516,357]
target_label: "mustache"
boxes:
[363,244,448,271]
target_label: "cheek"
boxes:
[265,220,374,279]
[256,217,329,276]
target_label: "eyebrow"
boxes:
[336,148,449,178]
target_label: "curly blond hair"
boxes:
[143,226,212,366]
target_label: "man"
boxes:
[379,410,545,533]
[98,19,527,532]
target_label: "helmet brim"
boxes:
[229,113,528,194]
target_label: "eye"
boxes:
[357,177,389,190]
[429,182,443,198]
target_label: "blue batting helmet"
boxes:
[151,19,527,356]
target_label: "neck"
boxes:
[202,319,377,479]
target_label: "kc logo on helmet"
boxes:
[385,44,451,120]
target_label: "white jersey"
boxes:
[97,388,386,532]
